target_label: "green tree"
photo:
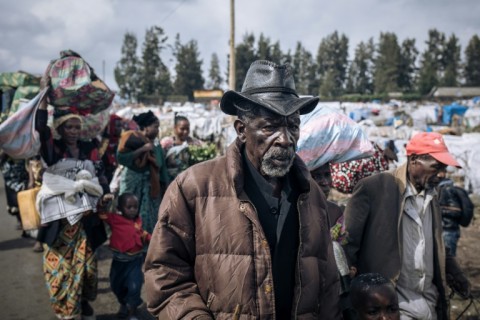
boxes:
[441,34,461,86]
[291,42,317,95]
[417,29,445,95]
[114,32,140,102]
[139,26,172,103]
[464,34,480,86]
[347,38,375,94]
[234,33,257,91]
[316,31,349,98]
[207,53,223,90]
[173,34,205,101]
[398,38,418,92]
[373,32,401,94]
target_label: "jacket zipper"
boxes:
[240,200,271,318]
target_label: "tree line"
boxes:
[114,26,480,103]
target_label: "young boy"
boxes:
[99,192,151,320]
[350,273,400,320]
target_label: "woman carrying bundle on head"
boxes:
[117,111,169,235]
[35,81,109,320]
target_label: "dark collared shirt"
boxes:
[242,149,299,319]
[243,150,294,253]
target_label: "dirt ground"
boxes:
[449,193,480,319]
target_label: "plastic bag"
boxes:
[0,89,47,159]
[297,105,374,170]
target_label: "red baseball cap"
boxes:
[406,132,461,168]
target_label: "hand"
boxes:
[99,193,115,207]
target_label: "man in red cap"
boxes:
[343,132,470,319]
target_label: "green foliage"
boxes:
[188,143,217,165]
[291,42,317,95]
[114,32,140,102]
[373,32,401,94]
[417,29,445,95]
[207,53,224,89]
[398,38,418,92]
[139,26,172,104]
[234,33,258,91]
[464,35,480,86]
[347,39,375,94]
[316,31,349,98]
[173,34,205,101]
[441,34,461,86]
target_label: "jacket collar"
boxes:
[393,162,409,195]
[227,138,311,197]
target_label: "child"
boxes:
[99,192,151,320]
[350,273,400,320]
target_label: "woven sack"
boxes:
[17,187,41,230]
[47,50,114,114]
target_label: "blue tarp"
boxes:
[439,102,469,125]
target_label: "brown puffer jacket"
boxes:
[144,139,341,319]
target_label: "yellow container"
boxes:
[17,187,41,230]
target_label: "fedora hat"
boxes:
[220,60,319,116]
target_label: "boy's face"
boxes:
[356,285,400,320]
[121,196,139,220]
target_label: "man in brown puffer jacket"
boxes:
[144,60,341,319]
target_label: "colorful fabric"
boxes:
[47,50,114,114]
[297,105,375,170]
[331,143,388,194]
[119,168,161,235]
[9,85,40,114]
[43,221,97,319]
[0,71,40,88]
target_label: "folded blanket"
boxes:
[37,159,103,225]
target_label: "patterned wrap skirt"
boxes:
[43,221,97,319]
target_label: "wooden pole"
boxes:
[228,0,236,90]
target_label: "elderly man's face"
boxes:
[408,154,447,191]
[236,108,300,177]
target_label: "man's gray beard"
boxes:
[260,146,295,177]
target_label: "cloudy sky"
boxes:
[1,0,479,91]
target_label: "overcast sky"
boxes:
[1,0,479,91]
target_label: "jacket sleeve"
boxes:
[342,179,371,268]
[318,238,342,319]
[144,178,213,320]
[455,187,474,227]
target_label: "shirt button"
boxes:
[239,203,246,212]
[265,284,272,293]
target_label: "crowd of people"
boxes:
[0,59,476,320]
